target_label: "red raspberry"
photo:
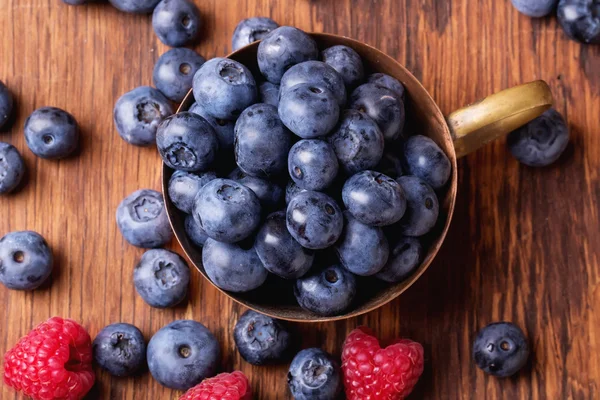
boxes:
[179,371,251,400]
[3,317,95,400]
[342,327,424,400]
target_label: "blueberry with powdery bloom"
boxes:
[188,102,235,152]
[288,348,341,399]
[322,45,365,89]
[511,0,558,17]
[259,82,280,107]
[288,139,339,191]
[402,135,451,190]
[376,236,423,283]
[0,142,25,194]
[0,80,13,129]
[134,249,190,308]
[93,323,146,377]
[24,107,79,159]
[232,17,279,51]
[367,73,405,101]
[0,231,53,290]
[473,322,529,378]
[153,48,205,102]
[168,170,217,214]
[280,61,347,107]
[109,0,160,13]
[152,0,201,47]
[294,265,356,317]
[184,214,208,247]
[234,310,291,365]
[350,83,405,141]
[557,0,600,44]
[396,176,439,237]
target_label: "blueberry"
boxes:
[376,236,423,283]
[232,17,279,51]
[395,176,439,236]
[259,81,280,107]
[116,189,173,248]
[234,103,292,177]
[109,0,160,13]
[134,249,190,308]
[228,168,284,209]
[375,151,404,178]
[328,109,384,175]
[257,26,319,84]
[511,0,558,17]
[156,112,219,172]
[285,180,307,205]
[278,84,340,139]
[192,58,257,121]
[473,322,529,378]
[507,109,570,167]
[168,170,217,213]
[280,61,347,107]
[0,142,25,194]
[286,191,343,250]
[0,80,13,129]
[294,264,356,316]
[189,102,235,152]
[152,0,201,47]
[342,170,406,227]
[147,320,220,390]
[335,211,389,276]
[288,139,339,191]
[193,178,261,243]
[0,231,52,291]
[24,107,79,159]
[114,86,173,146]
[350,83,405,141]
[366,73,405,101]
[558,0,600,44]
[184,213,208,247]
[287,348,341,400]
[255,211,314,279]
[234,310,291,365]
[402,135,451,190]
[93,323,146,377]
[321,45,364,89]
[202,238,268,292]
[153,48,205,102]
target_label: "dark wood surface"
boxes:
[1,0,598,399]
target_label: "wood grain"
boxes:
[1,0,598,399]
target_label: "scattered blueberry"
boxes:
[192,57,257,121]
[193,178,261,243]
[288,139,339,191]
[109,0,160,13]
[367,73,405,101]
[255,211,314,279]
[234,103,292,177]
[287,348,341,400]
[375,151,404,178]
[294,264,356,316]
[280,61,347,107]
[24,107,79,159]
[335,211,389,276]
[350,83,405,141]
[228,168,284,209]
[321,45,365,89]
[342,170,406,227]
[202,238,268,292]
[153,48,205,102]
[0,142,25,194]
[278,83,340,139]
[116,189,173,248]
[507,108,570,167]
[134,249,190,308]
[511,0,558,17]
[258,81,280,107]
[113,86,173,146]
[376,236,423,283]
[156,112,219,172]
[234,310,291,365]
[0,80,13,128]
[557,0,600,44]
[395,176,439,236]
[285,180,307,204]
[402,135,451,190]
[168,170,217,214]
[184,213,208,247]
[232,17,280,51]
[147,320,220,390]
[189,102,235,151]
[473,322,529,378]
[328,109,384,175]
[286,191,343,250]
[152,0,201,47]
[92,323,146,377]
[0,231,53,290]
[257,26,319,84]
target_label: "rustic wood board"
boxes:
[1,0,599,398]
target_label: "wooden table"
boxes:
[1,0,599,398]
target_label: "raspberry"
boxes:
[341,327,424,400]
[3,317,95,400]
[179,371,251,400]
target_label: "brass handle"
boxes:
[447,80,553,158]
